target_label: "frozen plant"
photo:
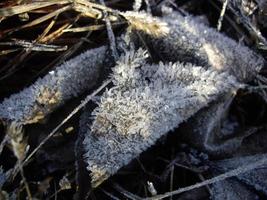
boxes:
[211,178,258,200]
[180,94,252,156]
[211,153,267,195]
[123,11,170,37]
[131,8,265,82]
[0,46,109,124]
[83,48,241,187]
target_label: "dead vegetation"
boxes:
[0,0,267,199]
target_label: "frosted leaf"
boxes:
[211,178,259,200]
[83,49,241,187]
[0,46,109,124]
[211,154,267,195]
[131,10,264,82]
[180,95,254,156]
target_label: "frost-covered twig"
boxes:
[0,46,109,124]
[83,48,241,187]
[99,0,119,59]
[131,8,264,82]
[211,154,267,195]
[217,0,229,31]
[144,154,267,200]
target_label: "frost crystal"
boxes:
[0,46,108,124]
[83,49,241,187]
[131,9,264,82]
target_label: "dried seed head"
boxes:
[122,11,170,37]
[7,122,28,161]
[59,175,71,190]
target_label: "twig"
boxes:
[169,165,174,200]
[99,0,119,59]
[217,0,228,31]
[0,40,67,52]
[18,162,32,200]
[0,1,70,17]
[112,183,143,200]
[144,156,267,200]
[8,5,72,35]
[101,189,121,200]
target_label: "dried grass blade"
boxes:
[6,5,72,35]
[63,22,124,33]
[0,1,70,17]
[0,40,67,52]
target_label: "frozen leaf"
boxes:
[211,154,267,195]
[211,178,259,200]
[180,95,254,156]
[0,46,109,124]
[131,9,264,82]
[83,49,241,187]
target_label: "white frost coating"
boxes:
[0,46,108,124]
[132,9,264,82]
[212,154,267,195]
[211,178,258,200]
[83,49,241,187]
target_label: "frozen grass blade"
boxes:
[0,46,109,124]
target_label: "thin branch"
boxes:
[0,40,67,52]
[99,0,119,59]
[145,156,267,200]
[217,0,229,31]
[112,183,143,200]
[0,1,70,17]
